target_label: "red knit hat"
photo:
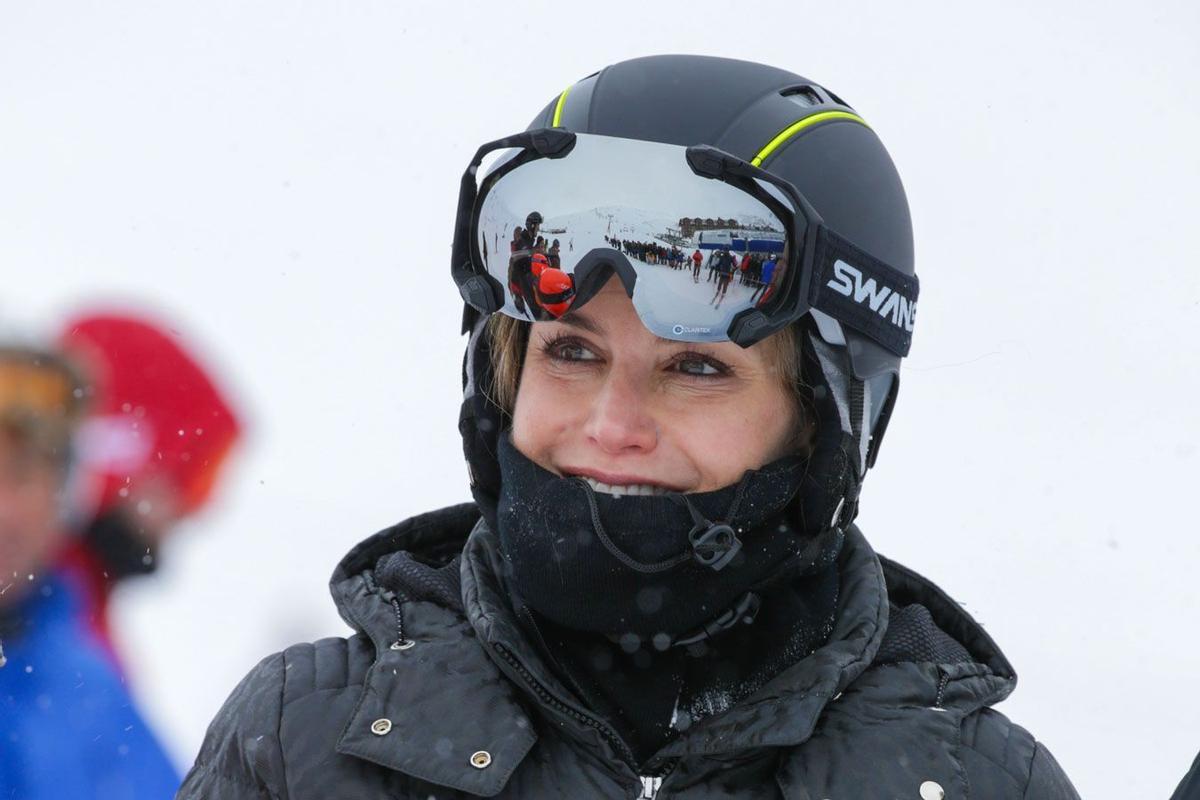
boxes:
[58,312,243,517]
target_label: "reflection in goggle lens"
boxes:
[475,134,790,341]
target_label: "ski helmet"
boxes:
[535,268,576,318]
[458,55,916,533]
[58,312,243,519]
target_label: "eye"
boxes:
[672,353,728,378]
[541,334,599,363]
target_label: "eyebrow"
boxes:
[558,313,604,336]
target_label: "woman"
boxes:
[179,55,1079,799]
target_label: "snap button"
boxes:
[470,750,492,769]
[370,718,393,736]
[390,639,416,651]
[919,780,945,800]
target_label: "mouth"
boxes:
[562,468,681,498]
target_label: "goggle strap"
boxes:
[809,227,919,357]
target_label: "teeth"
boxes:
[580,476,669,497]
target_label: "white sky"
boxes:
[2,2,1199,797]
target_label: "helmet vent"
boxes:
[780,85,823,108]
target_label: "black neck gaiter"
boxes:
[492,432,845,763]
[494,432,834,642]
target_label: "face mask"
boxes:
[494,432,838,644]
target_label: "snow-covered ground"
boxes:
[2,3,1199,798]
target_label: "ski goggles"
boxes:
[0,349,86,460]
[451,129,918,354]
[0,351,82,421]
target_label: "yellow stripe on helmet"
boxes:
[751,111,871,167]
[552,86,572,128]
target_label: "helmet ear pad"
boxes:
[791,319,865,531]
[460,315,507,532]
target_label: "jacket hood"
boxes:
[326,503,1017,793]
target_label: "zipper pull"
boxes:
[638,774,663,799]
[638,757,677,799]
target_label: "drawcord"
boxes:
[386,594,411,649]
[668,493,743,572]
[366,571,414,651]
[573,471,752,575]
[671,591,762,648]
[385,593,416,650]
[577,481,694,574]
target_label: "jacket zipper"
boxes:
[638,757,679,799]
[508,607,679,797]
[491,642,641,770]
[638,774,663,798]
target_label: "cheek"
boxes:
[669,385,798,487]
[510,368,577,466]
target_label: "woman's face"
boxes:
[511,280,800,494]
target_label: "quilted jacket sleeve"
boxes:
[960,708,1080,800]
[175,652,289,800]
[1024,740,1079,800]
[1171,751,1200,800]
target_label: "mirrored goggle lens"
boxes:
[474,134,792,342]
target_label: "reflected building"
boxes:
[678,217,739,238]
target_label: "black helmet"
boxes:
[525,211,543,227]
[459,55,915,532]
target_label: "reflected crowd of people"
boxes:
[606,233,783,309]
[493,208,787,323]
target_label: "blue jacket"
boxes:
[0,568,180,799]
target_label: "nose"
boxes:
[583,367,658,455]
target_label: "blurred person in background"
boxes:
[55,311,243,664]
[0,341,179,798]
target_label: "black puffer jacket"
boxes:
[178,504,1079,799]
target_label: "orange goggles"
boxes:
[0,350,85,423]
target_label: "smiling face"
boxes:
[510,280,804,495]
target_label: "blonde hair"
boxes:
[484,314,816,454]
